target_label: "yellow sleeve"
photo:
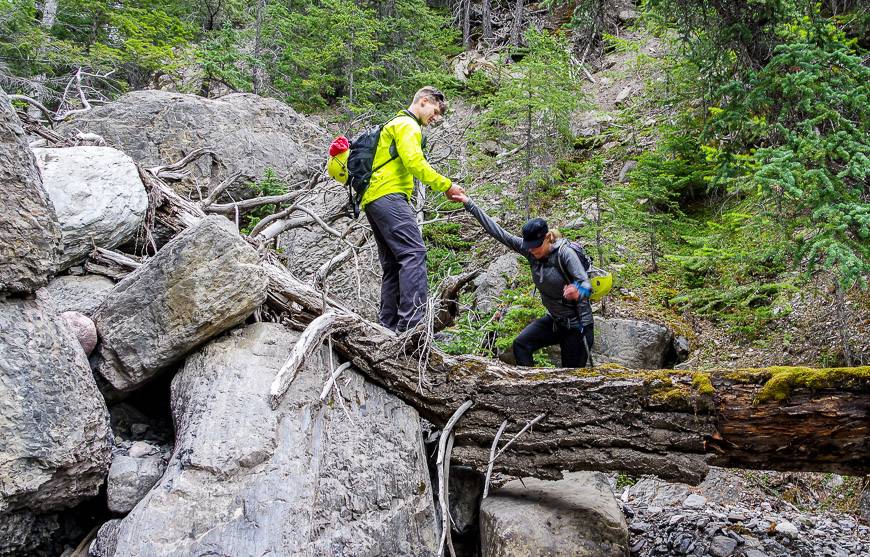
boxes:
[391,118,452,192]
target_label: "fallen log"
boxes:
[262,262,870,484]
[144,171,870,485]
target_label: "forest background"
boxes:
[1,0,868,369]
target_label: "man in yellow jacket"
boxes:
[362,86,465,332]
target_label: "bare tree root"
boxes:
[437,400,473,557]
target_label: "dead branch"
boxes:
[269,311,356,409]
[201,171,243,208]
[146,147,217,180]
[83,247,142,280]
[313,232,371,288]
[9,94,54,124]
[204,189,307,216]
[90,247,142,269]
[290,205,345,239]
[483,420,509,499]
[431,270,481,332]
[254,208,348,243]
[320,361,353,402]
[248,204,299,238]
[54,68,104,122]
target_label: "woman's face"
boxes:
[529,237,551,260]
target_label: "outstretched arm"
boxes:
[463,198,524,254]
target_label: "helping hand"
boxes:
[445,184,468,203]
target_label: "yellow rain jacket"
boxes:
[360,111,452,210]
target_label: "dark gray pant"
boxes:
[365,193,428,332]
[513,314,595,367]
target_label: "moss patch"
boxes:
[755,366,870,403]
[691,372,715,395]
[723,366,870,403]
[518,365,869,407]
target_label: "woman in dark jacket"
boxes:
[457,194,595,367]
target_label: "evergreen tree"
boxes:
[475,29,586,217]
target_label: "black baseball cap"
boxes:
[522,218,548,250]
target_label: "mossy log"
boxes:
[264,264,870,485]
[146,172,870,485]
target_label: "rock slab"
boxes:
[93,215,267,391]
[96,323,437,556]
[480,472,629,557]
[474,253,520,315]
[0,296,112,552]
[592,316,674,369]
[0,89,62,293]
[60,90,326,195]
[33,146,147,269]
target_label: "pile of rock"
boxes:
[1,88,442,555]
[621,471,869,557]
[1,90,113,555]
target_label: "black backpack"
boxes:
[345,110,416,217]
[556,240,593,282]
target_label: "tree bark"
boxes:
[482,0,493,42]
[462,0,472,49]
[511,0,524,46]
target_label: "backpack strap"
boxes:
[370,111,415,175]
[555,243,571,285]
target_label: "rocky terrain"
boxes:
[1,81,867,557]
[622,470,869,557]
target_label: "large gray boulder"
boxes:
[592,316,674,369]
[92,215,267,391]
[45,274,115,316]
[0,89,62,293]
[33,146,147,269]
[480,472,629,557]
[0,295,113,550]
[98,323,437,556]
[59,90,326,195]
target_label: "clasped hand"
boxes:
[445,184,468,203]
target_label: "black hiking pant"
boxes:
[513,314,595,368]
[365,193,428,332]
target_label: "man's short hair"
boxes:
[413,86,447,115]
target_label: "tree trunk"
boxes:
[834,278,854,366]
[40,0,58,28]
[261,263,870,485]
[482,0,492,41]
[251,0,267,95]
[30,0,59,119]
[511,0,524,46]
[523,85,532,219]
[462,0,472,49]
